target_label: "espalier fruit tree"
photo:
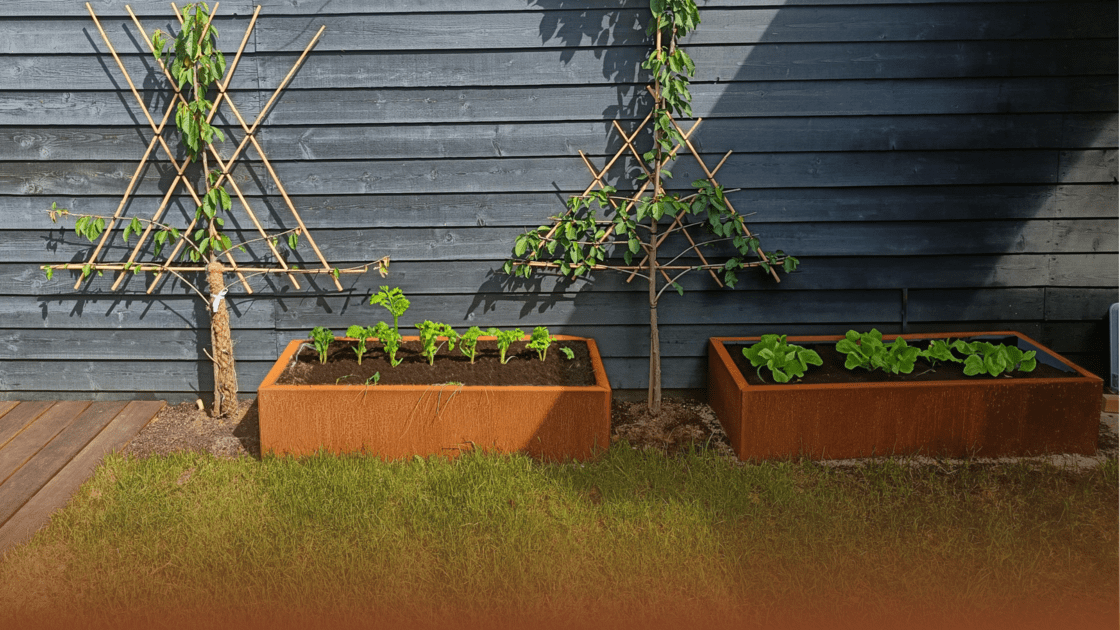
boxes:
[505,0,797,414]
[43,3,386,417]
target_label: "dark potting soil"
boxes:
[277,339,597,387]
[728,337,1080,387]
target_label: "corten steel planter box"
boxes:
[709,331,1103,461]
[258,336,611,461]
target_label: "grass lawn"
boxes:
[1,444,1116,630]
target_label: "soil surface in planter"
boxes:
[277,339,596,387]
[729,337,1079,387]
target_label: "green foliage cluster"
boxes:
[741,334,822,383]
[837,330,1039,377]
[503,0,797,292]
[836,329,923,375]
[311,289,573,369]
[309,326,334,364]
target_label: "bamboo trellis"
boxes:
[515,84,781,288]
[44,3,388,296]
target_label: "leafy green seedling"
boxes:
[309,326,334,364]
[372,321,403,367]
[487,328,524,364]
[920,339,963,367]
[366,373,380,386]
[526,326,556,361]
[346,325,377,365]
[560,347,575,360]
[458,326,485,363]
[416,321,459,366]
[835,329,920,375]
[741,334,822,383]
[369,286,410,336]
[959,341,1037,377]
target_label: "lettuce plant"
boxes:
[526,326,556,362]
[457,326,486,363]
[920,339,966,367]
[836,329,920,375]
[309,326,334,364]
[487,328,524,364]
[346,325,376,365]
[369,286,410,336]
[372,321,403,367]
[416,321,458,366]
[741,334,821,383]
[958,341,1037,377]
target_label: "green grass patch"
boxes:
[1,445,1116,628]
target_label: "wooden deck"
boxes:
[0,400,163,557]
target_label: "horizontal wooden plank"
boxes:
[7,219,1115,271]
[11,40,1111,92]
[0,90,259,127]
[11,150,1109,198]
[0,328,281,361]
[907,288,1046,322]
[9,114,1115,163]
[5,185,1114,234]
[256,41,1114,90]
[7,4,1114,54]
[1049,253,1120,286]
[0,254,1075,297]
[6,77,1115,127]
[0,295,276,329]
[270,289,905,330]
[1044,287,1119,320]
[0,1,1079,19]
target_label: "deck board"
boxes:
[0,401,163,557]
[0,401,90,486]
[0,400,55,450]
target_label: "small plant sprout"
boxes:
[526,326,556,362]
[309,326,334,364]
[920,339,967,367]
[416,321,459,366]
[458,326,485,363]
[487,328,525,364]
[369,286,410,336]
[742,334,822,383]
[372,321,403,367]
[346,325,376,365]
[560,347,575,360]
[365,372,380,386]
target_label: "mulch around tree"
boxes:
[120,396,735,461]
[121,397,1116,467]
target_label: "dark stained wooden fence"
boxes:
[1,0,1116,400]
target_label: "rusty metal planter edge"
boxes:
[258,335,611,461]
[708,331,1103,461]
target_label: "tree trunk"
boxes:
[207,261,238,417]
[647,226,661,416]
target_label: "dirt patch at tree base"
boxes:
[121,397,1117,468]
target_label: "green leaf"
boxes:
[44,267,53,280]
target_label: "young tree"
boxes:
[45,3,385,417]
[505,0,798,415]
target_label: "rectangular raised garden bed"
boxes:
[709,331,1102,461]
[258,335,611,461]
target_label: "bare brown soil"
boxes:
[121,396,736,461]
[278,339,595,387]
